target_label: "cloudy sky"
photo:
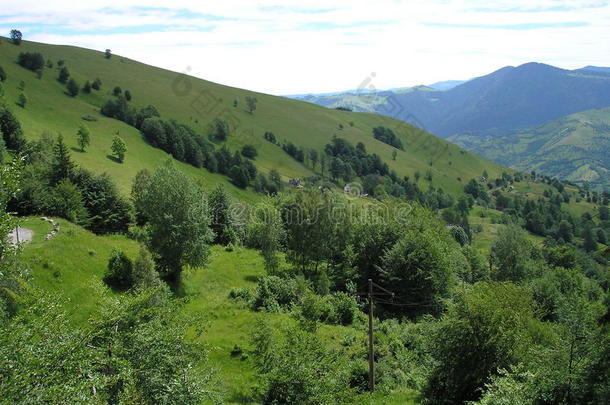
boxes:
[1,0,609,95]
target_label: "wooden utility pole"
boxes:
[352,277,394,393]
[368,279,375,392]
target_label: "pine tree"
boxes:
[50,134,75,185]
[66,78,79,97]
[58,67,70,84]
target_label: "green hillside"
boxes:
[0,38,507,197]
[449,108,610,189]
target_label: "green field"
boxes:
[0,38,507,199]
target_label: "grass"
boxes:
[17,219,419,404]
[0,38,507,199]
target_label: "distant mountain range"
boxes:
[288,63,610,188]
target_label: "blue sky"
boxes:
[1,0,609,94]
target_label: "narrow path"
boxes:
[8,227,33,244]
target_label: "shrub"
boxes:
[17,52,44,71]
[252,276,305,312]
[104,248,134,288]
[228,287,253,302]
[241,144,258,159]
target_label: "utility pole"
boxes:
[352,278,394,393]
[368,279,375,392]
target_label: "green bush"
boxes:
[104,249,133,288]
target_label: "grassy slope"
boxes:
[18,217,417,404]
[452,108,610,188]
[0,38,506,198]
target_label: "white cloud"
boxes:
[2,0,610,94]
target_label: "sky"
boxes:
[1,0,610,95]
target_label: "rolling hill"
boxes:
[0,38,508,198]
[451,107,610,187]
[288,62,610,188]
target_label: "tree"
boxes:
[132,246,163,290]
[57,66,70,84]
[137,164,214,282]
[66,78,79,97]
[490,224,535,283]
[0,66,6,82]
[557,220,573,242]
[46,179,88,223]
[392,150,397,160]
[210,118,229,141]
[111,135,127,163]
[229,165,251,188]
[124,90,132,101]
[50,134,75,185]
[131,168,151,225]
[76,124,90,152]
[9,29,22,45]
[105,48,112,59]
[245,95,258,114]
[17,52,44,71]
[92,77,102,90]
[380,226,460,317]
[249,202,285,273]
[0,105,25,151]
[112,86,122,96]
[241,144,258,159]
[104,248,134,288]
[583,227,598,252]
[598,205,609,221]
[17,93,26,108]
[82,80,91,93]
[209,184,237,245]
[423,282,541,405]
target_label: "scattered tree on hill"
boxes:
[131,168,151,226]
[92,77,102,90]
[58,66,70,83]
[113,86,122,96]
[57,59,65,67]
[241,144,257,159]
[46,59,53,68]
[17,52,44,71]
[18,80,25,91]
[82,80,91,93]
[76,124,90,151]
[210,118,229,141]
[66,78,79,97]
[111,135,127,163]
[135,164,214,283]
[0,66,6,82]
[10,29,22,45]
[17,93,26,108]
[125,90,132,101]
[245,95,258,114]
[373,126,404,149]
[105,48,112,59]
